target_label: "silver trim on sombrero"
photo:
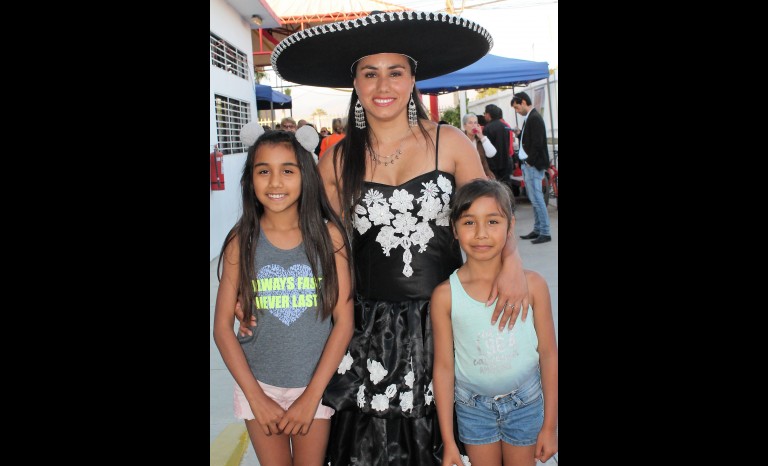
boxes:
[270,11,493,82]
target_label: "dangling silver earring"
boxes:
[408,95,418,127]
[354,99,366,129]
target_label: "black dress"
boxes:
[323,127,463,465]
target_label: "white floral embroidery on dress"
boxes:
[356,385,367,408]
[436,201,451,226]
[352,175,453,277]
[416,195,441,222]
[354,204,371,235]
[424,380,434,405]
[392,211,418,236]
[367,359,388,385]
[399,390,414,412]
[437,175,452,196]
[337,351,353,374]
[385,384,397,398]
[404,370,415,388]
[389,189,414,212]
[371,393,389,412]
[375,226,399,256]
[410,223,434,253]
[363,189,385,206]
[369,202,395,226]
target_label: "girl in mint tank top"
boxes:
[430,179,559,466]
[213,125,354,465]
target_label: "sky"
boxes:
[259,1,558,128]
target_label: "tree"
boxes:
[254,69,267,83]
[440,106,460,128]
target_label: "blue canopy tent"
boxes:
[415,54,549,94]
[255,84,292,129]
[416,54,554,155]
[255,84,292,110]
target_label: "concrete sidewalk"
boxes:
[211,199,558,465]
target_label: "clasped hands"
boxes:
[249,391,318,436]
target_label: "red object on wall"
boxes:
[210,147,225,191]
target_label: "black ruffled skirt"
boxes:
[323,296,450,465]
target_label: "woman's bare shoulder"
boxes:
[436,124,476,148]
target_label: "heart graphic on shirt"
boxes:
[256,263,314,326]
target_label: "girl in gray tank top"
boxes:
[213,125,354,464]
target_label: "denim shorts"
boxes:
[454,376,544,446]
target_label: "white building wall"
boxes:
[210,0,257,261]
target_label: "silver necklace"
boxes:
[371,130,412,167]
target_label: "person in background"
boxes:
[298,119,309,128]
[431,179,558,466]
[281,117,298,132]
[318,118,346,159]
[462,112,497,180]
[267,11,530,465]
[482,104,512,185]
[499,117,518,169]
[499,117,521,197]
[214,124,354,466]
[511,92,551,244]
[318,127,330,158]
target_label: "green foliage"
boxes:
[440,106,461,128]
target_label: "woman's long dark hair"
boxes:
[218,130,353,324]
[331,58,434,235]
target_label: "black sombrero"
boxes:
[271,11,493,88]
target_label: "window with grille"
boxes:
[210,32,249,80]
[215,95,251,155]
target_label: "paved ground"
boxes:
[211,198,558,465]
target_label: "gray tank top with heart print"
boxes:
[237,233,331,388]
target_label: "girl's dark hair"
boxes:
[450,178,516,227]
[217,130,353,324]
[331,58,433,234]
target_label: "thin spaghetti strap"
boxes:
[434,123,442,171]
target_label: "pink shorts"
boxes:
[234,380,335,420]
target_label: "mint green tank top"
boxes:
[449,270,540,396]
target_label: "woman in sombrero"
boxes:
[270,11,531,465]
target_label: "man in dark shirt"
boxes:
[482,104,512,186]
